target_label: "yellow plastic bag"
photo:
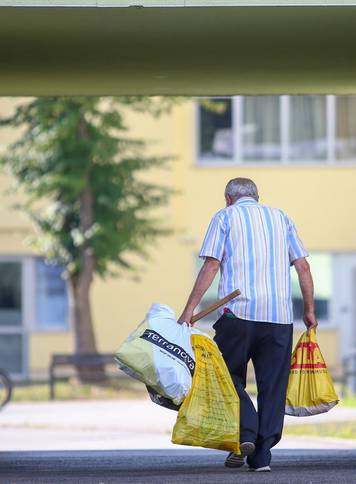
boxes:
[172,334,240,453]
[285,330,339,416]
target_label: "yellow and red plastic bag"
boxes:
[285,330,339,416]
[172,334,240,452]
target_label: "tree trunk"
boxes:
[68,114,105,382]
[69,248,96,356]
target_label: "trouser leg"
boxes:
[247,323,293,469]
[213,315,258,444]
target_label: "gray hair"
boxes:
[225,177,259,201]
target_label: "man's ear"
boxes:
[226,195,233,206]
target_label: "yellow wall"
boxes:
[174,103,356,253]
[0,99,354,376]
[30,332,73,378]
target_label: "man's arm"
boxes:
[177,257,221,325]
[293,257,318,332]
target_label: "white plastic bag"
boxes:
[115,303,207,405]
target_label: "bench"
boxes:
[49,353,118,400]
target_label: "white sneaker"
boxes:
[224,442,256,468]
[249,465,271,472]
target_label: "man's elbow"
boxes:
[294,257,310,274]
[204,257,221,273]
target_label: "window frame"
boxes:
[28,257,71,334]
[0,255,29,379]
[195,95,356,167]
[0,255,70,379]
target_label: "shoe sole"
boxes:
[256,468,271,472]
[248,466,272,472]
[225,442,256,468]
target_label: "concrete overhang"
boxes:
[1,1,356,95]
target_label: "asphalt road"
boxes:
[1,449,356,484]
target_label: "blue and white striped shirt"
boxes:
[199,197,308,324]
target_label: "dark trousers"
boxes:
[213,314,293,468]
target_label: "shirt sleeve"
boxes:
[286,215,308,264]
[199,212,227,262]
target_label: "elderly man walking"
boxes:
[178,177,317,472]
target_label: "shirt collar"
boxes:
[234,196,258,205]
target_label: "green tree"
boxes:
[0,97,175,369]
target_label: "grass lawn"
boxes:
[11,378,147,402]
[284,420,356,440]
[341,396,356,408]
[10,380,356,404]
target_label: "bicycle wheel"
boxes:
[0,370,12,409]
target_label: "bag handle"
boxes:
[191,289,241,324]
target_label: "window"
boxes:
[198,98,233,159]
[0,257,69,377]
[0,334,23,374]
[197,95,356,164]
[289,96,327,161]
[34,258,69,330]
[0,261,24,374]
[336,96,356,160]
[242,96,281,161]
[291,253,332,323]
[0,262,21,327]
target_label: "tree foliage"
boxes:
[0,97,175,280]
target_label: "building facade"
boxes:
[0,96,356,380]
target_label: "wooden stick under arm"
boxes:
[191,289,241,323]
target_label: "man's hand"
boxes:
[304,311,318,333]
[177,308,194,326]
[177,257,221,327]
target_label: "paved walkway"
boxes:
[1,398,356,451]
[1,449,356,483]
